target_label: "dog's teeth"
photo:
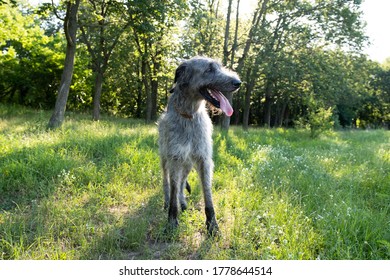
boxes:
[207,88,218,101]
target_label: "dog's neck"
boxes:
[169,89,205,120]
[173,102,194,119]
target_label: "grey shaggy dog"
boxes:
[158,56,241,235]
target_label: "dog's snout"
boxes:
[232,79,242,89]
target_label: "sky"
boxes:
[28,0,389,63]
[360,0,390,63]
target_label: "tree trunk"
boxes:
[236,0,269,74]
[243,67,255,130]
[232,0,241,126]
[151,48,162,121]
[233,92,241,125]
[264,80,272,128]
[142,55,152,123]
[242,87,252,130]
[242,49,264,130]
[273,103,280,128]
[237,0,269,130]
[136,83,143,119]
[223,0,232,66]
[230,0,240,69]
[136,58,143,118]
[92,70,104,121]
[221,0,233,131]
[151,77,158,121]
[279,102,287,127]
[48,0,80,129]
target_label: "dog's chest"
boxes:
[171,116,213,160]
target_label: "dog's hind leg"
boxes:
[196,159,219,235]
[161,158,170,210]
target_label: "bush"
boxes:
[295,107,335,138]
[308,107,335,138]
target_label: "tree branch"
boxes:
[51,0,65,21]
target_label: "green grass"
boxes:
[0,105,389,260]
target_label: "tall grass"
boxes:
[0,105,389,259]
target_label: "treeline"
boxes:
[0,0,389,129]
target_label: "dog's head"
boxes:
[171,57,241,117]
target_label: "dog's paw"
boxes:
[180,201,188,212]
[164,217,179,235]
[206,219,219,237]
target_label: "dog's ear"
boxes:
[173,61,191,91]
[174,63,187,83]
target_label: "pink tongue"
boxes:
[210,89,234,117]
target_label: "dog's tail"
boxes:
[186,181,191,194]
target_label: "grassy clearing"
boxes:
[0,105,389,260]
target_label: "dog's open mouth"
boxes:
[200,88,234,117]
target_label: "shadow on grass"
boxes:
[0,113,163,259]
[79,191,220,260]
[78,191,163,260]
[0,130,157,210]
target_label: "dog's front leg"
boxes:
[179,163,192,212]
[167,166,182,228]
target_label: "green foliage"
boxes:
[357,65,390,128]
[1,106,389,259]
[383,57,390,71]
[0,1,65,108]
[67,46,94,112]
[180,0,223,57]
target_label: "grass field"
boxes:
[0,105,389,260]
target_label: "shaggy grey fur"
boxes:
[158,56,241,235]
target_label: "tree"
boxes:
[78,0,131,121]
[238,0,367,129]
[181,0,224,58]
[357,61,390,128]
[129,0,188,122]
[237,0,269,129]
[0,0,16,5]
[48,0,81,129]
[230,0,241,125]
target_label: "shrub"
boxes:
[295,107,335,138]
[308,107,335,138]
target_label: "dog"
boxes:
[158,56,241,235]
